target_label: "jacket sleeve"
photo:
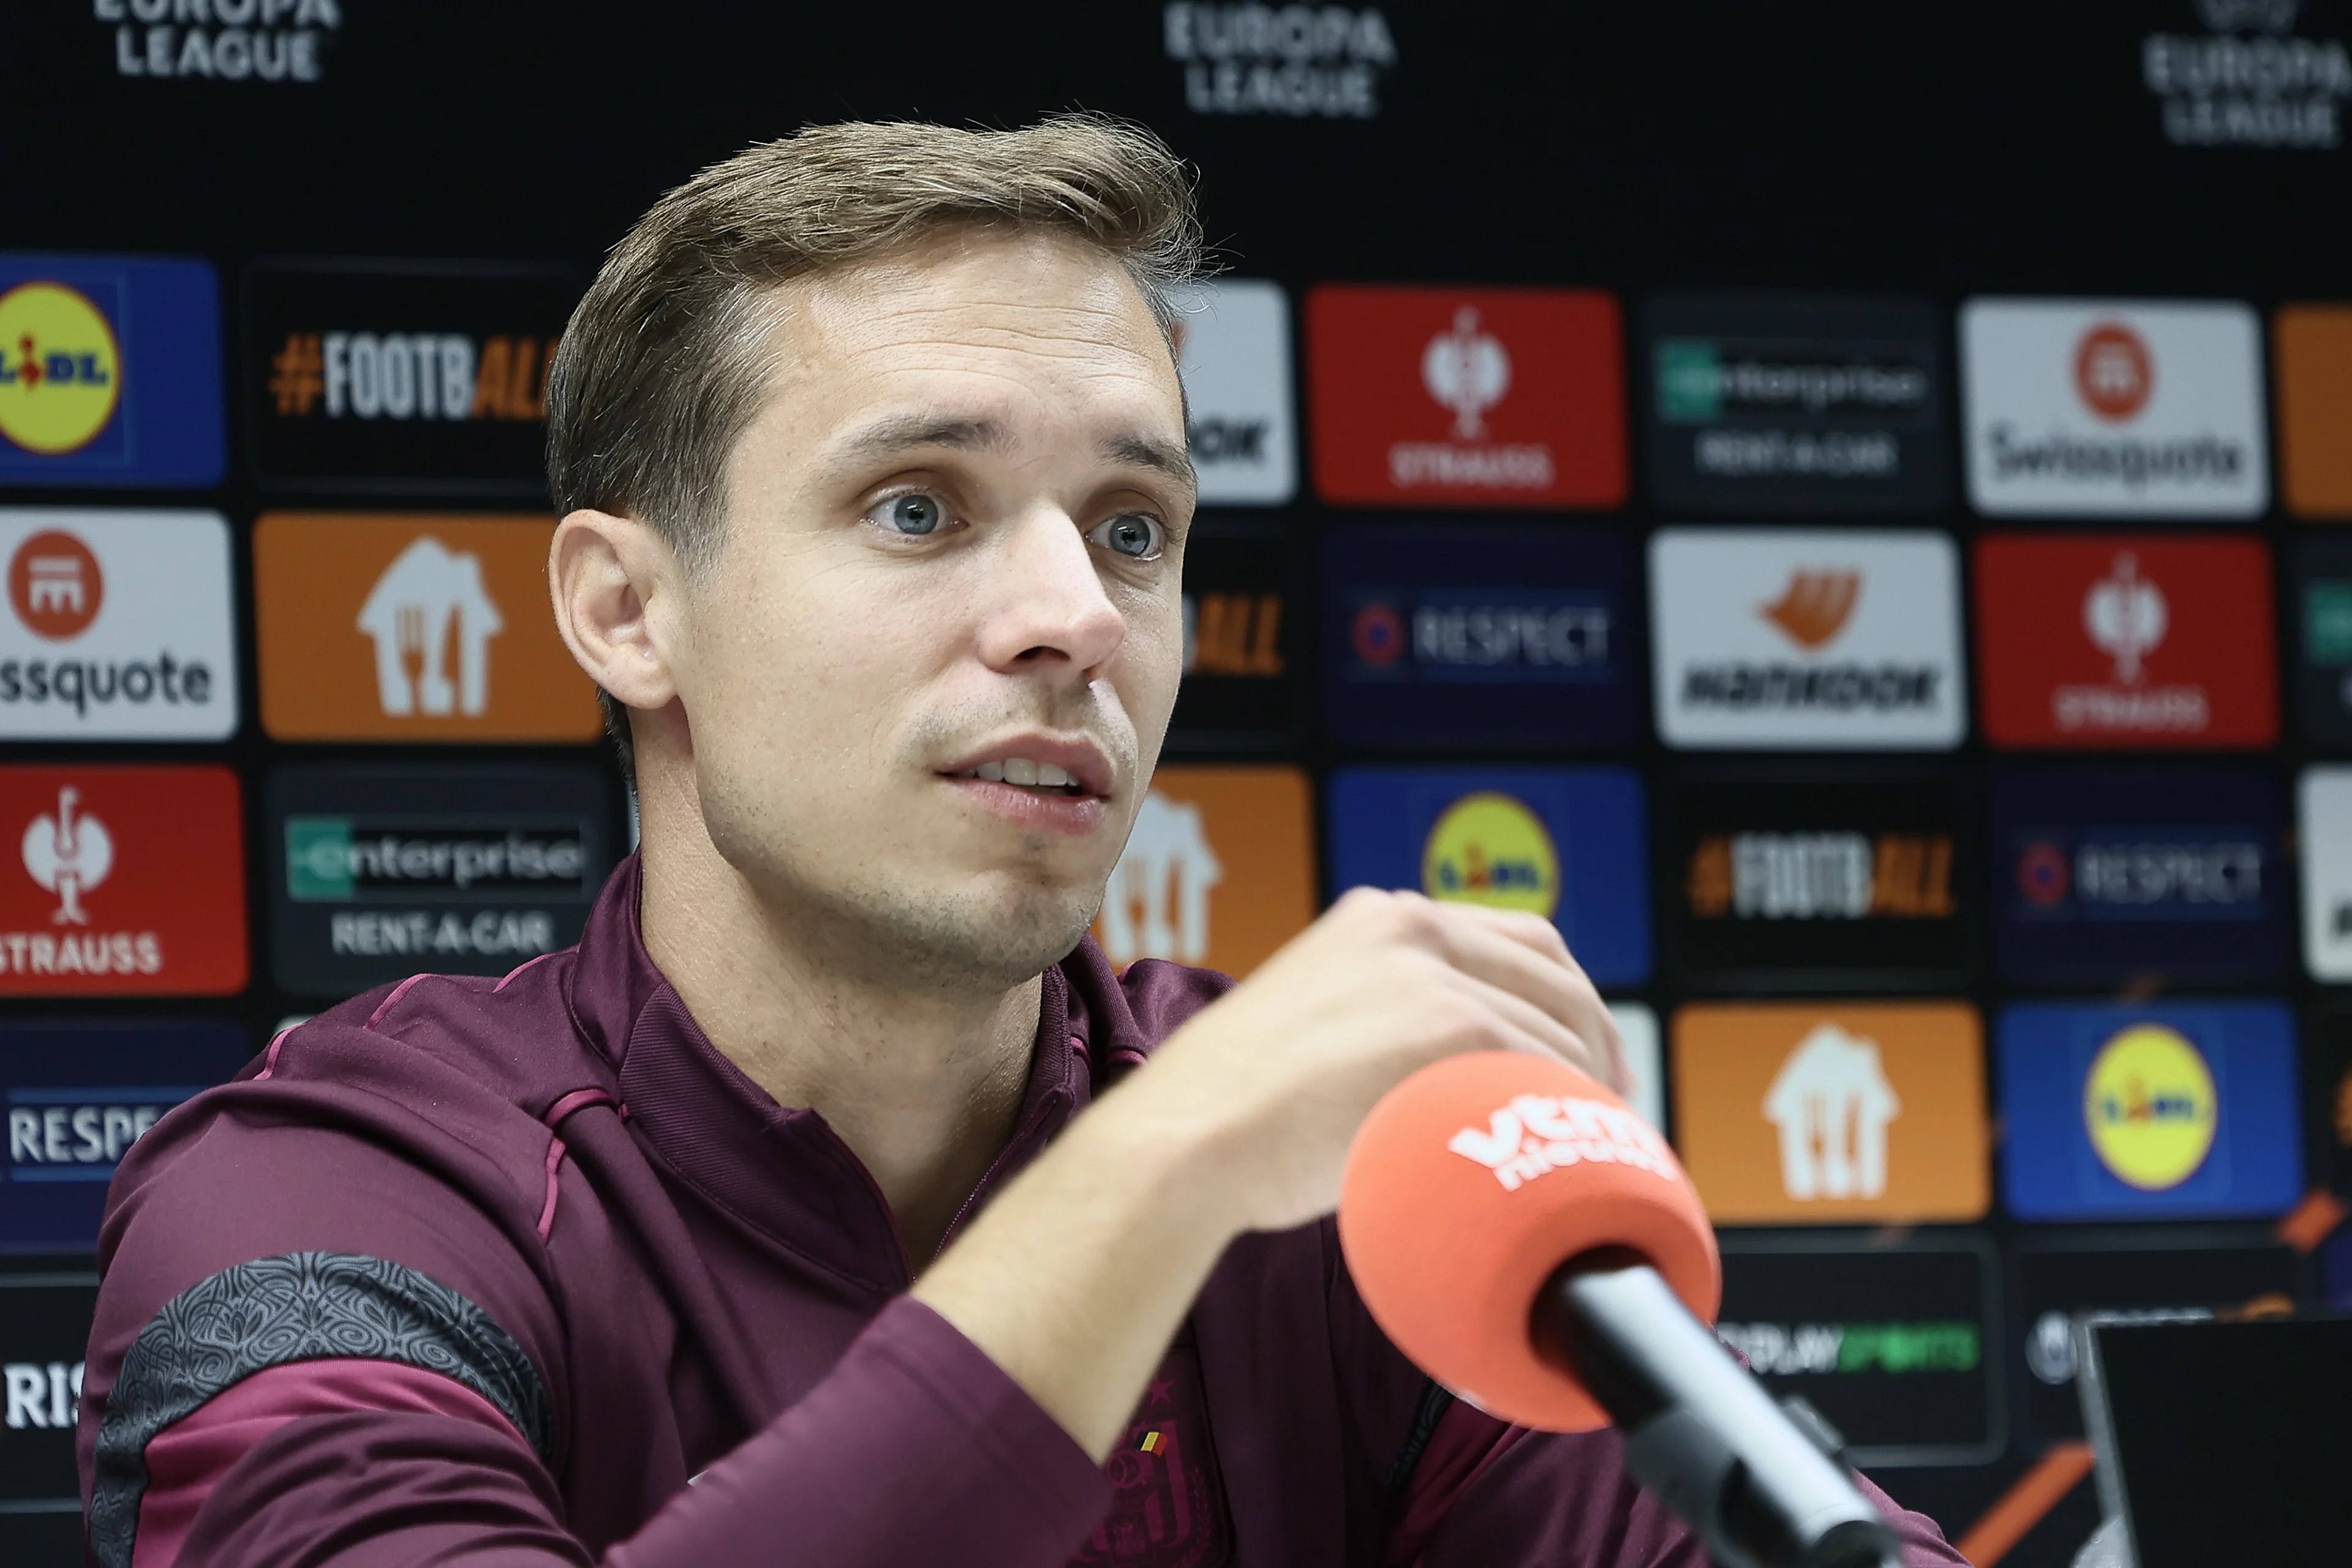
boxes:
[79,1095,1110,1568]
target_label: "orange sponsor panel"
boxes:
[1091,764,1316,979]
[1670,1001,1989,1225]
[254,513,601,742]
[2275,306,2352,519]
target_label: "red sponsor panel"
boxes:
[1974,535,2276,749]
[0,766,247,994]
[1306,285,1626,509]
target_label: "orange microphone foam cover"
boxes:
[1337,1051,1722,1432]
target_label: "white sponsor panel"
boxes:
[1649,528,1965,750]
[1608,1000,1665,1135]
[0,510,236,741]
[2297,766,2352,979]
[1170,279,1296,505]
[1961,299,2268,519]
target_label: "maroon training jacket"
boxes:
[75,855,1967,1568]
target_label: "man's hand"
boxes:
[912,889,1621,1460]
[1110,887,1625,1235]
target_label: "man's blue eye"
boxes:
[1094,514,1163,560]
[886,495,944,535]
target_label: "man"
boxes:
[77,117,1965,1567]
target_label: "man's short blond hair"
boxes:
[546,114,1203,571]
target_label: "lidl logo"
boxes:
[1999,1000,2300,1221]
[1306,285,1626,509]
[1671,1001,1989,1225]
[0,767,246,997]
[1091,765,1315,979]
[0,256,222,489]
[1327,766,1649,984]
[1322,522,1634,747]
[1421,791,1559,918]
[1650,528,1964,750]
[2082,1024,2218,1191]
[253,513,600,742]
[1975,533,2276,749]
[0,1020,248,1254]
[0,284,120,456]
[1638,292,1950,516]
[1961,298,2267,519]
[0,510,237,741]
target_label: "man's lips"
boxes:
[934,735,1115,798]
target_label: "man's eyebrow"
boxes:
[836,413,1013,458]
[1101,431,1198,496]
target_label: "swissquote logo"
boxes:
[1446,1090,1678,1194]
[0,767,246,995]
[1306,285,1626,509]
[1975,534,2276,748]
[254,514,600,742]
[1170,280,1295,505]
[1961,300,2268,518]
[1089,766,1316,981]
[0,510,235,741]
[1649,528,1964,750]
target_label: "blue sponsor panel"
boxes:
[1,1020,249,1252]
[1326,765,1650,984]
[1321,522,1637,748]
[1999,1000,2300,1222]
[1989,766,2287,984]
[0,256,224,488]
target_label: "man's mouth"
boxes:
[946,757,1089,796]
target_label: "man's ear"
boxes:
[549,508,683,711]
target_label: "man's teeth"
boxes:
[968,758,1077,791]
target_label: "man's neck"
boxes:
[634,777,1044,1269]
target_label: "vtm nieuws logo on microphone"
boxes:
[1446,1092,1679,1193]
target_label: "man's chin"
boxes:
[824,875,1105,994]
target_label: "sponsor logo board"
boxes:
[1961,299,2267,518]
[1670,1002,1990,1226]
[2143,1,2351,151]
[1975,533,2277,748]
[1649,528,1964,750]
[1306,285,1626,509]
[253,513,600,742]
[266,763,616,997]
[2011,1231,2304,1441]
[1668,774,1970,985]
[1639,292,1948,515]
[1166,519,1304,748]
[0,255,222,489]
[2309,1010,2352,1197]
[0,1020,248,1254]
[0,510,235,741]
[1090,764,1316,980]
[1327,766,1650,986]
[0,767,246,997]
[1999,1000,2301,1221]
[1170,281,1295,505]
[1608,1001,1665,1136]
[2290,534,2352,747]
[248,261,579,492]
[1716,1235,1999,1465]
[2274,305,2352,518]
[1322,522,1635,748]
[2296,766,2352,979]
[92,0,342,81]
[1992,766,2286,985]
[0,1269,97,1504]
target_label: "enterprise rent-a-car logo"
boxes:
[268,763,614,997]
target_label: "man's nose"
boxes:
[971,510,1128,680]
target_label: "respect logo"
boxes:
[0,284,121,458]
[2084,1023,2218,1191]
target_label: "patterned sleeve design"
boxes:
[88,1250,553,1568]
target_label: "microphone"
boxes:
[1337,1052,1903,1568]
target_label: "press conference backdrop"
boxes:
[5,4,2352,1562]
